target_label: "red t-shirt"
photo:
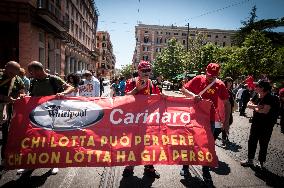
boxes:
[184,75,229,122]
[125,77,160,95]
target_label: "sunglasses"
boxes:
[141,69,151,73]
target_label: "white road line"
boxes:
[58,168,77,188]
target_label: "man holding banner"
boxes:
[16,61,74,175]
[123,60,161,178]
[180,62,230,186]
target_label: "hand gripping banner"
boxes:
[5,95,218,169]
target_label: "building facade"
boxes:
[133,24,236,68]
[0,0,99,77]
[96,31,116,80]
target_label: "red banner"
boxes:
[5,95,217,169]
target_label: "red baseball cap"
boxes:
[206,63,220,77]
[138,60,151,70]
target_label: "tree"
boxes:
[233,5,284,46]
[153,38,188,82]
[239,30,275,78]
[120,64,134,79]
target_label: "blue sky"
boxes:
[95,0,284,69]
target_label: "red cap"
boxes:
[279,88,284,97]
[206,63,220,77]
[138,60,151,70]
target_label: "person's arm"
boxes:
[57,83,74,96]
[248,101,271,114]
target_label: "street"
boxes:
[0,87,283,188]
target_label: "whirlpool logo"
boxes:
[29,100,104,131]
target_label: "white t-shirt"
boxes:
[79,76,100,97]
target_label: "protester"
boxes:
[119,77,126,96]
[98,75,104,97]
[280,88,284,134]
[241,80,279,169]
[180,62,230,186]
[214,77,234,147]
[19,68,30,95]
[111,78,120,97]
[79,70,100,97]
[240,84,250,116]
[122,60,161,179]
[66,73,81,96]
[16,61,74,175]
[236,84,245,111]
[0,61,25,168]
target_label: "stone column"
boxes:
[65,56,70,75]
[70,57,75,73]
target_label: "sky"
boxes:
[95,0,284,69]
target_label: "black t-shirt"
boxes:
[251,93,277,126]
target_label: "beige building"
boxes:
[96,31,116,79]
[0,0,99,77]
[133,24,236,68]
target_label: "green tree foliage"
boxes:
[233,5,284,46]
[120,64,134,79]
[187,33,207,73]
[153,38,188,82]
[240,30,275,78]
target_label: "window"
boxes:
[183,40,186,45]
[143,46,148,51]
[182,33,187,36]
[144,37,149,43]
[207,34,211,37]
[143,55,149,61]
[215,35,218,38]
[215,42,217,45]
[102,43,106,47]
[224,36,227,38]
[174,33,178,35]
[71,19,74,32]
[39,32,44,42]
[223,42,226,47]
[103,35,106,41]
[190,34,195,36]
[159,38,162,44]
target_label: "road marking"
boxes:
[58,168,77,188]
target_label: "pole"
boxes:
[186,23,189,52]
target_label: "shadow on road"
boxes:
[226,141,242,152]
[210,160,231,175]
[1,169,52,188]
[180,174,213,188]
[119,174,156,188]
[252,166,284,188]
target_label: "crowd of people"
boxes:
[0,59,283,187]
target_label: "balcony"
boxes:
[37,0,68,32]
